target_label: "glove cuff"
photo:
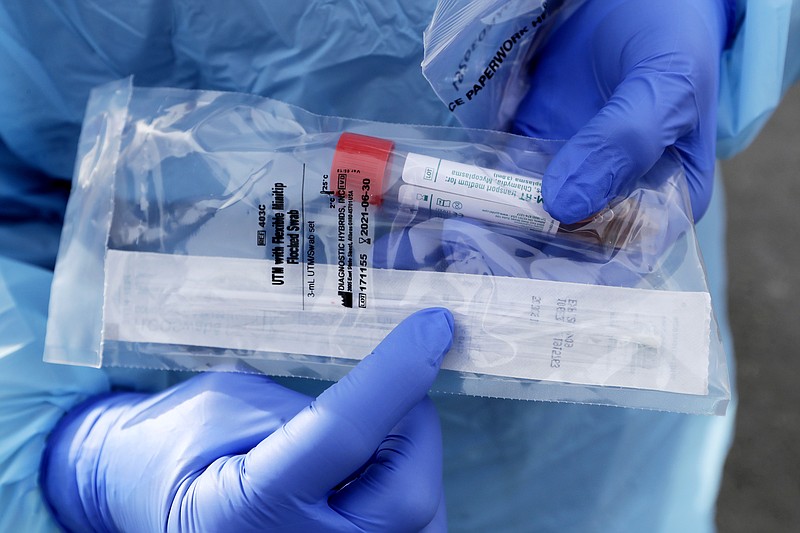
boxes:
[40,392,141,533]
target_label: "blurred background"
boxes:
[717,84,800,531]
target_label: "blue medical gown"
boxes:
[0,1,797,531]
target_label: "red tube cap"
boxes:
[331,132,394,205]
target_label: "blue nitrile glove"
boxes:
[512,0,733,224]
[40,308,453,533]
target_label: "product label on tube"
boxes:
[400,152,559,234]
[399,184,559,234]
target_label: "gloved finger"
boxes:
[672,129,716,222]
[328,397,443,532]
[540,67,701,224]
[243,307,454,502]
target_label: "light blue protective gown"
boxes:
[1,1,798,531]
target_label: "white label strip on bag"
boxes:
[400,152,560,234]
[103,250,711,395]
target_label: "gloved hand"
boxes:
[513,0,732,224]
[40,308,454,533]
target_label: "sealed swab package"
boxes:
[45,79,730,414]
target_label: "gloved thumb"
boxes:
[242,307,454,502]
[541,67,705,224]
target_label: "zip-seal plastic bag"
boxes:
[44,78,730,414]
[422,0,587,130]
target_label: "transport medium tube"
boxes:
[331,132,646,251]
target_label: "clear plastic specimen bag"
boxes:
[45,79,730,414]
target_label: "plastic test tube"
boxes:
[330,132,643,249]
